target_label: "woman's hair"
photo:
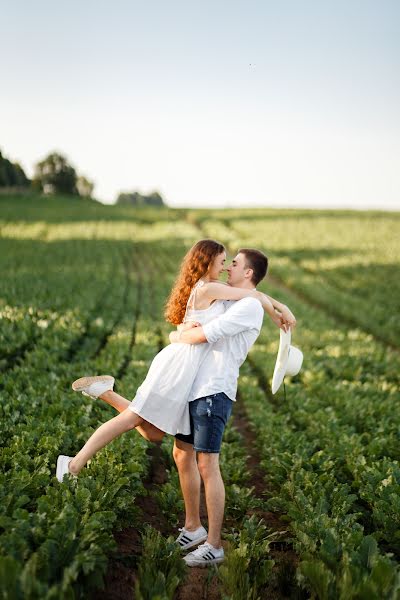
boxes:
[164,239,225,325]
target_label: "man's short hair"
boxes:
[238,248,268,285]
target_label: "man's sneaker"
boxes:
[72,375,114,400]
[183,542,224,567]
[56,455,74,482]
[175,526,208,551]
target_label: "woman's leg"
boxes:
[99,389,131,412]
[68,409,143,474]
[98,390,165,443]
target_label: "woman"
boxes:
[56,239,294,481]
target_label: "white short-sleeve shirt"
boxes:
[189,297,264,402]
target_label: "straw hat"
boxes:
[271,328,303,394]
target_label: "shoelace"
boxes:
[191,542,213,557]
[178,527,204,537]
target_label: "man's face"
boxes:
[226,253,252,286]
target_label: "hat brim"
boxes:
[271,328,291,394]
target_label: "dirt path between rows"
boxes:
[92,444,171,599]
[232,398,300,599]
[93,443,222,600]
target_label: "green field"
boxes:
[1,193,399,599]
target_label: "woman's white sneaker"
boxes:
[175,526,208,551]
[71,375,114,400]
[56,455,74,482]
[183,542,224,567]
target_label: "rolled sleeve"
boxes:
[203,297,263,343]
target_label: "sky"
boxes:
[1,1,399,209]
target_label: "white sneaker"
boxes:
[175,526,208,551]
[183,542,224,567]
[56,455,74,482]
[72,375,114,400]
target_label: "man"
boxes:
[168,248,295,567]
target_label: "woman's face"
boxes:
[209,251,226,279]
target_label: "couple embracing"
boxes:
[56,239,296,567]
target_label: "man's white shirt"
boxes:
[189,297,264,402]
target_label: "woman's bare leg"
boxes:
[68,409,143,474]
[99,389,130,412]
[98,390,165,443]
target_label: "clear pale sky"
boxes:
[1,1,399,209]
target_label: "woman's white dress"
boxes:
[129,282,225,435]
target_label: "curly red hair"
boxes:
[164,239,225,325]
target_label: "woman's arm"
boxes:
[202,282,262,303]
[203,282,296,330]
[203,282,286,329]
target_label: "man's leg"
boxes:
[99,390,165,443]
[173,439,202,531]
[183,393,233,552]
[197,453,224,548]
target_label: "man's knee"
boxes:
[197,453,220,480]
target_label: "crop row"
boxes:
[238,278,400,598]
[0,240,169,597]
[0,205,198,598]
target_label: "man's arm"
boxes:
[169,297,263,346]
[169,327,207,345]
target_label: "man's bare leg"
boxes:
[197,453,224,548]
[98,390,165,443]
[173,439,202,531]
[69,409,144,475]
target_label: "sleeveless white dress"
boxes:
[128,281,225,435]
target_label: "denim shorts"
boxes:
[175,392,233,453]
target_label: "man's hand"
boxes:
[270,310,287,332]
[280,305,296,330]
[270,309,296,332]
[170,321,201,344]
[169,330,180,343]
[177,321,200,332]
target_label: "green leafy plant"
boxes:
[219,516,276,600]
[135,526,186,600]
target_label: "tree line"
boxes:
[0,150,30,188]
[0,148,166,206]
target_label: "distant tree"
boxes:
[76,175,94,198]
[116,190,166,207]
[32,152,78,195]
[145,191,164,206]
[0,149,30,187]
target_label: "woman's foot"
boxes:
[56,455,75,482]
[72,375,115,400]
